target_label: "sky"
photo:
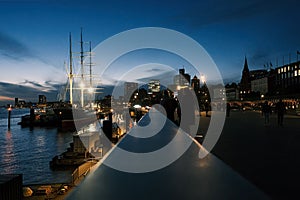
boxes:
[1,0,300,104]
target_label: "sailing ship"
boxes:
[56,28,101,131]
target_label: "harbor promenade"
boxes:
[66,109,269,200]
[211,110,300,199]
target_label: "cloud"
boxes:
[0,32,32,60]
[171,0,281,27]
[145,68,165,73]
[0,81,64,105]
[0,95,14,101]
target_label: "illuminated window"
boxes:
[281,68,284,72]
[278,69,281,74]
[295,70,298,76]
[299,69,300,75]
[288,66,290,71]
[284,67,286,72]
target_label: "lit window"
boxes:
[281,68,284,72]
[278,69,281,74]
[295,70,298,76]
[299,69,300,75]
[288,66,290,71]
[284,67,286,72]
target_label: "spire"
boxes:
[243,56,249,72]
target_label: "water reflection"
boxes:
[3,130,16,174]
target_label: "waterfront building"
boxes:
[148,80,160,94]
[174,68,191,89]
[14,98,18,107]
[191,75,200,94]
[38,95,47,104]
[124,82,138,101]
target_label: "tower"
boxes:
[240,57,251,94]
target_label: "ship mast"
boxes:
[80,28,85,107]
[89,41,92,88]
[69,32,73,105]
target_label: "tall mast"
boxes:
[69,32,73,105]
[80,27,84,80]
[89,41,92,87]
[80,28,85,107]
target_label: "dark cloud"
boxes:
[0,81,63,105]
[145,68,165,73]
[172,0,283,28]
[0,32,32,60]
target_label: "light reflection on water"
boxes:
[0,108,74,184]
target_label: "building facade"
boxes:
[124,82,138,100]
[276,61,300,96]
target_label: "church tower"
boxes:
[240,56,251,94]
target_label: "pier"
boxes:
[66,109,269,200]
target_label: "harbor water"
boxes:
[0,108,74,185]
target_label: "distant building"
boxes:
[38,95,47,104]
[174,68,191,88]
[124,82,138,100]
[251,77,268,94]
[148,80,160,94]
[14,98,18,107]
[240,57,251,95]
[250,69,268,80]
[191,75,200,94]
[275,61,300,96]
[226,87,239,101]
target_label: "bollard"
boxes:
[8,107,12,129]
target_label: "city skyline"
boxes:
[1,0,300,104]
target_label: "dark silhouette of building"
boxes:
[240,57,251,95]
[174,68,191,87]
[38,95,47,104]
[191,75,200,94]
[0,174,22,200]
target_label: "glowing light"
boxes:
[133,104,141,109]
[200,74,205,83]
[88,87,94,93]
[80,82,85,88]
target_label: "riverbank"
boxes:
[211,110,300,199]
